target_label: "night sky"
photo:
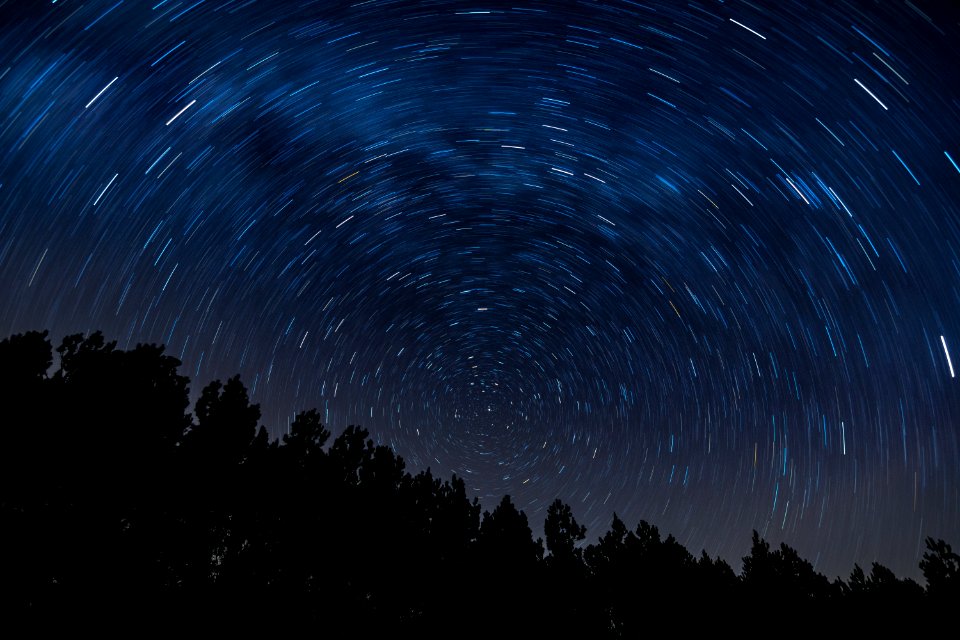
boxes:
[2,0,959,579]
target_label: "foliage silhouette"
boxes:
[742,529,833,601]
[0,329,951,631]
[920,537,960,600]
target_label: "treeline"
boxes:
[1,330,957,630]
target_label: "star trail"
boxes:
[1,0,958,579]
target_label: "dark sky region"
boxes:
[1,0,958,579]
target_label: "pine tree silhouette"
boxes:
[1,328,954,630]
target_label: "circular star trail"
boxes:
[1,0,959,578]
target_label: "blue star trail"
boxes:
[1,0,958,579]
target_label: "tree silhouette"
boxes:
[583,513,643,634]
[742,530,832,606]
[0,331,56,611]
[475,494,541,562]
[2,328,955,628]
[541,499,602,635]
[282,409,331,465]
[472,495,543,634]
[186,375,261,465]
[847,562,924,604]
[545,498,587,562]
[921,537,960,600]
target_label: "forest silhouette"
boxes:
[2,330,957,630]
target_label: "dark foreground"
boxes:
[2,330,957,632]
